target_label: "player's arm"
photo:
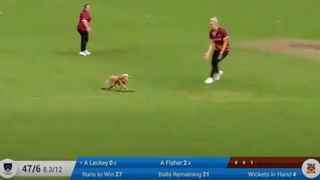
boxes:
[219,37,229,55]
[204,39,214,60]
[81,19,91,32]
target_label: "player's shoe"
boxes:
[214,70,224,81]
[79,51,87,56]
[85,50,91,55]
[204,77,214,84]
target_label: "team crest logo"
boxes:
[302,159,320,179]
[1,159,17,179]
[3,163,12,174]
[307,163,316,174]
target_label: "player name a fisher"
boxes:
[160,160,191,166]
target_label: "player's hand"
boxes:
[217,53,223,60]
[204,52,210,60]
[87,27,92,32]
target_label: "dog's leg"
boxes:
[107,85,114,90]
[106,80,114,90]
[122,85,128,90]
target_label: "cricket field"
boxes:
[0,0,319,164]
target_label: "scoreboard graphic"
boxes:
[0,157,319,179]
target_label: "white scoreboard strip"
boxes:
[1,159,76,178]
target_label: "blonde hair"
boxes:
[210,17,219,24]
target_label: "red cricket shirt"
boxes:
[209,27,230,51]
[77,10,91,32]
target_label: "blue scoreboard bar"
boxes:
[70,157,320,179]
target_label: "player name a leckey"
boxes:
[160,160,191,166]
[82,160,113,167]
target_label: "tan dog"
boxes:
[106,74,129,90]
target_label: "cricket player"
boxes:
[204,17,230,84]
[77,4,92,56]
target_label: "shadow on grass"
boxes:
[55,48,133,57]
[101,88,135,93]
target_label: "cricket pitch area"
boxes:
[243,39,320,61]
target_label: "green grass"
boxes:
[0,0,320,163]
